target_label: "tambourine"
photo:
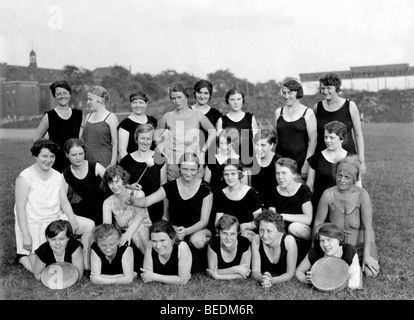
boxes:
[310,256,349,292]
[40,262,79,289]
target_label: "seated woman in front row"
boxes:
[141,220,192,285]
[33,219,83,281]
[90,223,140,284]
[251,209,297,288]
[206,214,251,280]
[101,165,151,255]
[295,223,361,289]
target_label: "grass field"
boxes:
[1,123,413,301]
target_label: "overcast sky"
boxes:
[1,0,413,83]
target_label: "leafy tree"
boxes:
[62,65,94,109]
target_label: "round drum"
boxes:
[40,262,79,289]
[310,256,349,292]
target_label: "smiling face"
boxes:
[137,130,153,152]
[36,148,56,171]
[319,234,341,256]
[336,170,355,191]
[179,161,199,182]
[255,138,274,159]
[195,87,211,106]
[151,231,174,256]
[219,223,238,248]
[47,230,69,257]
[319,84,338,100]
[66,145,85,167]
[130,98,147,116]
[54,87,71,107]
[275,164,295,188]
[108,175,126,195]
[87,92,104,110]
[97,234,120,259]
[228,93,243,112]
[281,86,298,106]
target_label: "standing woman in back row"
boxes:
[34,80,83,173]
[81,86,119,168]
[274,79,317,180]
[313,72,366,177]
[190,80,222,165]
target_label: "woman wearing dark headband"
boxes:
[118,91,158,160]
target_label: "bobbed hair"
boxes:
[216,214,240,234]
[169,83,190,99]
[225,87,245,105]
[64,138,86,155]
[149,220,178,244]
[193,79,213,100]
[275,157,298,175]
[50,80,72,97]
[253,128,277,145]
[45,219,73,239]
[100,165,130,193]
[319,72,342,93]
[129,90,149,103]
[282,79,304,99]
[314,223,345,246]
[324,120,347,141]
[30,138,60,157]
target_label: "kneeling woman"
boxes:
[33,220,83,281]
[295,223,361,289]
[141,220,192,285]
[207,214,251,280]
[90,224,140,284]
[251,209,297,288]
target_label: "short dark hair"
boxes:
[129,91,149,103]
[253,128,277,145]
[30,138,60,157]
[282,79,304,99]
[314,223,345,246]
[225,87,245,105]
[324,120,347,141]
[254,208,285,232]
[276,157,298,175]
[149,220,177,242]
[101,165,130,193]
[319,72,342,92]
[216,214,240,234]
[169,83,190,99]
[50,80,72,97]
[193,80,213,100]
[45,220,73,239]
[64,138,86,155]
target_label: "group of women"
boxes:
[13,73,379,289]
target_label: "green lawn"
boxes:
[1,123,413,301]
